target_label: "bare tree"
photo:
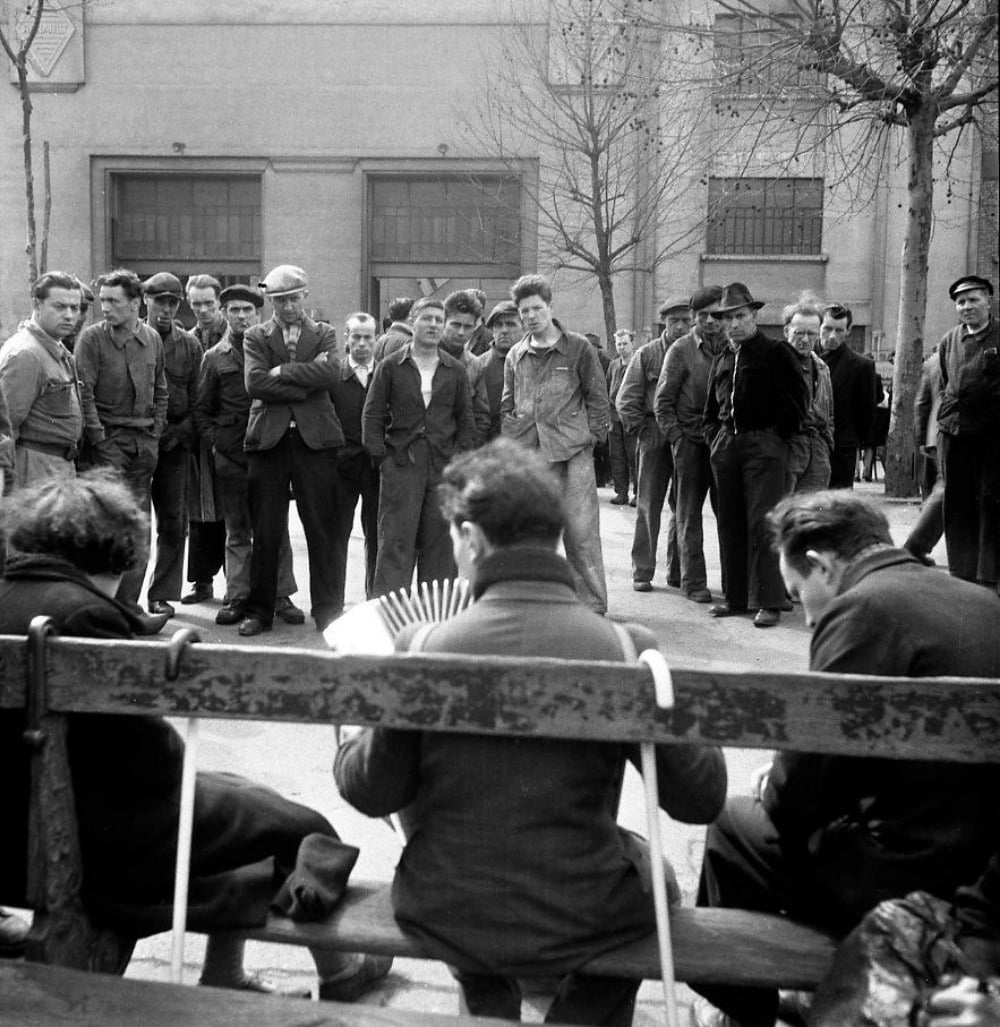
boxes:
[706,0,998,496]
[465,0,708,341]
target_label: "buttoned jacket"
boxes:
[937,318,1000,436]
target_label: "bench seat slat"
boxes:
[229,882,837,990]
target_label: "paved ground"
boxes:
[123,479,934,1021]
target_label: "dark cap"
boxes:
[220,284,264,309]
[658,295,690,317]
[948,275,993,300]
[261,264,308,297]
[485,300,519,327]
[690,285,723,312]
[716,282,765,313]
[142,272,184,299]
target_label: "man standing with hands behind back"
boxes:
[239,265,344,636]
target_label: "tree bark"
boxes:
[17,58,39,287]
[885,104,936,498]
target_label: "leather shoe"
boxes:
[632,580,653,592]
[687,588,713,603]
[610,494,628,506]
[199,971,311,999]
[0,908,30,957]
[274,596,306,625]
[136,611,170,635]
[215,601,246,626]
[181,583,213,605]
[753,608,781,628]
[238,616,271,637]
[148,600,175,617]
[318,954,392,1003]
[709,603,747,617]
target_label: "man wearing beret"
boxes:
[617,297,688,594]
[141,273,204,617]
[702,283,807,628]
[466,299,520,445]
[936,275,999,592]
[239,265,344,635]
[193,284,304,628]
[654,287,728,603]
[0,271,83,489]
[76,267,169,615]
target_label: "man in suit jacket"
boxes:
[239,265,344,635]
[329,312,380,610]
[819,303,877,489]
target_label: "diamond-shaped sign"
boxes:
[15,2,75,78]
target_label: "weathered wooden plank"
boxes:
[231,881,837,990]
[0,960,471,1026]
[1,636,998,761]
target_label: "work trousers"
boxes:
[788,433,832,494]
[186,521,226,587]
[246,430,342,629]
[631,425,678,587]
[939,431,1000,587]
[332,449,380,609]
[905,480,944,558]
[552,447,608,615]
[148,443,190,601]
[214,453,297,604]
[92,430,158,609]
[14,447,75,489]
[670,436,718,594]
[608,420,636,499]
[828,445,858,489]
[710,429,788,611]
[373,440,455,598]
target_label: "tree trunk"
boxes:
[598,269,617,346]
[885,105,935,498]
[17,58,39,287]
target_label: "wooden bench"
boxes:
[2,625,998,1020]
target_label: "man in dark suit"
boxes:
[238,265,344,635]
[819,303,877,489]
[329,312,380,610]
[692,490,1000,1027]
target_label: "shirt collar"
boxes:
[26,317,71,360]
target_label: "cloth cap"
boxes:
[658,295,690,317]
[142,272,184,299]
[716,282,765,313]
[690,286,724,312]
[485,300,519,327]
[261,265,308,297]
[948,275,993,300]
[220,284,264,309]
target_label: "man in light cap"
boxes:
[616,297,688,593]
[193,283,304,628]
[702,283,807,628]
[143,272,204,617]
[239,265,345,635]
[936,274,999,592]
[0,271,83,488]
[467,299,520,444]
[654,286,728,602]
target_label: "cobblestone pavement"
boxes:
[124,481,930,1021]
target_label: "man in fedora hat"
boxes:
[703,282,807,627]
[617,298,688,592]
[238,265,345,635]
[936,274,999,593]
[142,272,204,618]
[193,283,304,628]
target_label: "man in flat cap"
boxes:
[193,283,304,628]
[467,299,520,445]
[0,272,83,489]
[936,275,999,592]
[616,297,688,593]
[140,273,204,617]
[654,286,728,603]
[702,283,807,627]
[181,273,228,606]
[76,268,169,615]
[239,265,344,635]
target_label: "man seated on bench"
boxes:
[0,469,389,1002]
[334,438,728,1025]
[692,490,1000,1027]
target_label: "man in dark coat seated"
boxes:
[0,469,389,1001]
[334,438,728,1024]
[691,490,1000,1027]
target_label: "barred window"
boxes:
[707,177,823,255]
